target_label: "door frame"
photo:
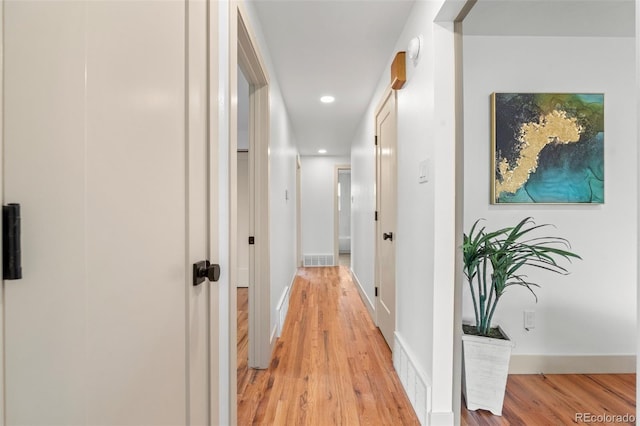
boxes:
[199,0,220,423]
[374,86,397,331]
[229,4,272,423]
[333,165,351,267]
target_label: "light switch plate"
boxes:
[524,310,535,330]
[418,159,429,183]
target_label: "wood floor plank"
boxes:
[237,266,419,425]
[462,373,636,425]
[240,270,635,425]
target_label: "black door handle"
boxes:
[383,232,393,241]
[193,260,221,286]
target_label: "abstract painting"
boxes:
[491,93,604,204]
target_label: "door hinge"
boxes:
[375,211,378,221]
[248,236,255,245]
[374,135,378,146]
[375,287,379,297]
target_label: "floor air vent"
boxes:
[303,254,335,267]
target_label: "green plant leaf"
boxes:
[461,217,580,337]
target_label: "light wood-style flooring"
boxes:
[237,266,419,425]
[238,267,636,425]
[237,285,250,400]
[462,373,636,425]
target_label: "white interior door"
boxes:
[375,89,398,349]
[3,1,213,424]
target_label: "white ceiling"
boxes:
[249,0,635,157]
[464,0,635,37]
[251,0,416,156]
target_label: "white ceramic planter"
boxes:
[462,326,514,416]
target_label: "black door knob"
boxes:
[193,260,221,286]
[383,232,393,241]
[205,263,221,282]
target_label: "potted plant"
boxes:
[461,217,580,415]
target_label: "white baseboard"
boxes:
[350,270,375,319]
[509,354,636,374]
[274,272,296,339]
[393,333,432,426]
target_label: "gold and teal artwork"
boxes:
[491,93,604,204]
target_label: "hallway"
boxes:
[237,266,419,425]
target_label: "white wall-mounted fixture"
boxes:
[320,95,335,103]
[418,159,429,183]
[407,35,423,66]
[318,149,327,154]
[524,310,535,331]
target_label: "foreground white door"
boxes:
[375,88,398,349]
[3,1,214,424]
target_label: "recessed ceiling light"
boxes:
[320,96,335,104]
[318,149,327,154]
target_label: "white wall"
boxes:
[350,1,457,422]
[300,156,349,256]
[242,2,299,339]
[463,35,637,357]
[267,84,298,332]
[351,123,376,299]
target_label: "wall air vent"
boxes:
[303,254,335,267]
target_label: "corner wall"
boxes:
[463,35,637,368]
[234,0,300,352]
[350,0,457,423]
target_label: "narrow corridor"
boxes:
[237,266,419,425]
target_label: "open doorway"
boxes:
[232,7,272,423]
[235,6,271,372]
[236,65,251,391]
[237,67,250,289]
[334,166,352,268]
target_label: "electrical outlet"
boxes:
[524,310,535,330]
